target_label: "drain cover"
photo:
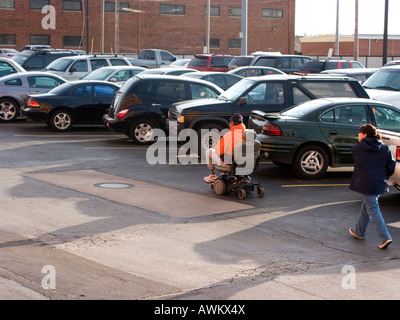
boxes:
[94,183,134,189]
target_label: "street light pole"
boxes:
[335,0,339,56]
[354,0,359,61]
[206,0,210,54]
[241,0,247,55]
[383,0,389,65]
[86,0,89,54]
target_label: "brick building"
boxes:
[0,0,296,55]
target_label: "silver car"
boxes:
[0,72,66,122]
[0,57,25,78]
[82,66,146,85]
[0,48,18,59]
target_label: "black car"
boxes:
[168,74,370,153]
[250,54,311,74]
[12,49,78,71]
[180,71,243,90]
[103,74,223,144]
[22,80,119,131]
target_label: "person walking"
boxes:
[349,123,396,249]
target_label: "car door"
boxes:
[317,104,370,164]
[68,59,89,80]
[92,84,118,122]
[152,80,186,119]
[69,84,95,123]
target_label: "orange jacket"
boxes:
[215,123,246,157]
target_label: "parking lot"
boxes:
[1,120,400,302]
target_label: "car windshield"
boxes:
[46,58,73,71]
[281,99,329,118]
[218,78,253,101]
[363,68,400,91]
[83,68,114,80]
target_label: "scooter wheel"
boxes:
[213,179,226,196]
[257,186,265,198]
[238,188,246,200]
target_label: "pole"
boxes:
[241,0,247,55]
[335,0,339,56]
[86,0,89,54]
[206,0,210,54]
[354,0,359,61]
[101,0,104,54]
[383,0,389,65]
[115,0,119,54]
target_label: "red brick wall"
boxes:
[0,0,295,55]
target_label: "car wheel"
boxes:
[197,123,224,156]
[213,179,226,196]
[0,98,20,122]
[50,110,73,132]
[292,145,328,179]
[129,119,157,145]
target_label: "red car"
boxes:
[187,54,235,72]
[298,59,364,74]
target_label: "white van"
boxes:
[44,55,131,80]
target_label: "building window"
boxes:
[160,4,185,15]
[262,8,283,18]
[63,36,82,47]
[0,0,14,9]
[63,0,82,11]
[105,2,130,13]
[229,39,241,49]
[30,0,49,10]
[204,38,220,49]
[30,35,50,45]
[229,7,241,17]
[203,6,220,16]
[0,34,15,45]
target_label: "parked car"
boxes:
[12,49,78,71]
[139,67,198,76]
[0,48,18,58]
[0,57,26,78]
[228,66,285,78]
[103,74,223,144]
[20,45,52,51]
[250,54,312,74]
[127,49,176,69]
[0,72,67,122]
[187,54,235,72]
[21,80,120,131]
[298,59,365,74]
[379,129,400,191]
[180,71,243,90]
[165,58,191,68]
[362,65,400,109]
[82,66,146,85]
[44,55,131,80]
[168,74,370,153]
[321,68,378,83]
[227,55,254,70]
[253,98,400,179]
[383,60,400,67]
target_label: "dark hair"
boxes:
[229,113,243,125]
[359,123,381,139]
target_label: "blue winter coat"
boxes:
[350,137,396,195]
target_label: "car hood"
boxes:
[366,89,400,108]
[172,98,228,113]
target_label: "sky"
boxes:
[295,0,400,36]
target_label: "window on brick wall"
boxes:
[30,35,50,45]
[0,0,14,9]
[0,34,15,45]
[160,4,185,15]
[229,39,241,49]
[30,0,49,10]
[203,6,220,16]
[63,0,82,11]
[63,36,82,47]
[204,38,220,49]
[105,2,130,13]
[229,7,241,17]
[262,8,283,18]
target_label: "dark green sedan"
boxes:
[251,97,400,179]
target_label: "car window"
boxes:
[225,75,241,87]
[372,106,400,130]
[110,58,129,66]
[4,78,22,86]
[0,61,17,76]
[72,85,93,97]
[28,76,64,88]
[155,81,185,100]
[160,51,175,62]
[71,60,88,72]
[276,57,290,69]
[352,62,364,68]
[254,57,277,67]
[321,105,368,125]
[94,85,117,97]
[293,87,311,105]
[301,82,358,98]
[326,61,338,70]
[113,70,131,81]
[247,82,284,104]
[26,57,44,68]
[292,58,304,68]
[91,59,108,70]
[188,57,208,67]
[341,62,351,69]
[210,57,232,67]
[207,75,225,88]
[189,83,219,99]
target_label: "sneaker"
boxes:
[379,239,392,249]
[204,174,217,184]
[349,228,365,240]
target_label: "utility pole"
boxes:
[241,0,247,55]
[115,0,119,54]
[335,0,339,56]
[383,0,389,65]
[101,0,105,54]
[206,0,210,54]
[354,0,359,61]
[86,0,89,54]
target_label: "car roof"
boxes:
[134,74,224,90]
[321,68,378,75]
[240,73,358,82]
[381,64,400,70]
[0,71,66,81]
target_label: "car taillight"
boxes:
[397,146,400,161]
[116,109,129,119]
[261,122,282,136]
[27,98,40,108]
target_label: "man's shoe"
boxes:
[379,239,392,249]
[349,228,365,240]
[204,174,217,184]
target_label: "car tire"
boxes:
[0,98,20,122]
[197,123,224,157]
[50,109,73,132]
[129,119,157,145]
[292,145,329,179]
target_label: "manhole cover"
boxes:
[94,183,134,189]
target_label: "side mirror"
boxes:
[239,96,247,105]
[70,67,77,73]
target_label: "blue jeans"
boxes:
[354,194,392,241]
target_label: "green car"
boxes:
[251,97,400,179]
